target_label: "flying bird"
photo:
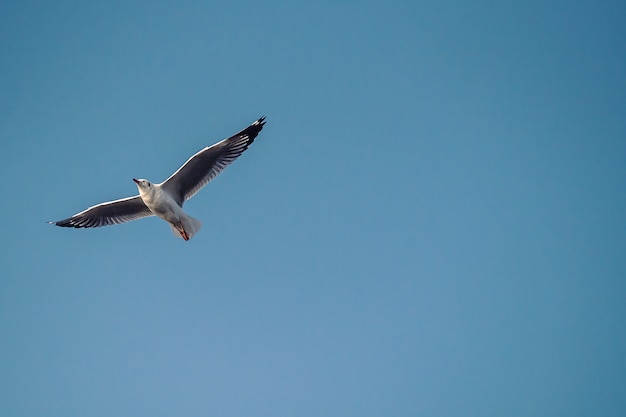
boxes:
[50,116,266,240]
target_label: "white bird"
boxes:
[50,116,266,240]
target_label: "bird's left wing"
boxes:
[161,116,266,206]
[50,195,153,228]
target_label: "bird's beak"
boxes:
[133,178,140,184]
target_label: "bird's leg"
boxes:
[178,222,190,241]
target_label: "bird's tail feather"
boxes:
[170,214,202,240]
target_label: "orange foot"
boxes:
[179,229,190,241]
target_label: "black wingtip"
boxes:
[50,217,81,228]
[234,116,266,144]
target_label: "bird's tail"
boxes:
[170,214,202,240]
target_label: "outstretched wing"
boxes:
[161,116,266,206]
[50,195,153,228]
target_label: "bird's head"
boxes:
[133,178,152,194]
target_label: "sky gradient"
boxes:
[1,1,625,416]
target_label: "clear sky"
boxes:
[1,1,625,416]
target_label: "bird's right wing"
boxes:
[50,195,153,228]
[161,117,266,206]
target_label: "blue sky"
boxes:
[1,1,625,416]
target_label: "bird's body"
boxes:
[132,178,201,240]
[50,117,266,240]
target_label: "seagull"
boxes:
[50,116,266,240]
